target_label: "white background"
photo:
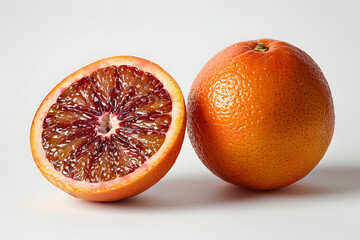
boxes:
[1,0,360,239]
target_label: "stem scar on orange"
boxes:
[30,56,186,201]
[187,39,335,190]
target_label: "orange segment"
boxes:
[30,56,186,201]
[57,77,103,116]
[121,114,171,132]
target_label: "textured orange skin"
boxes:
[187,39,335,190]
[30,56,186,201]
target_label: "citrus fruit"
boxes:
[187,39,335,190]
[30,56,186,201]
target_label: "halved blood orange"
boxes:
[30,56,186,201]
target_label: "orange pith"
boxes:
[30,56,186,201]
[187,39,335,190]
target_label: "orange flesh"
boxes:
[42,65,172,183]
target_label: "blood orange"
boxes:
[30,56,186,201]
[188,39,334,190]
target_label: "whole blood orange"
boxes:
[188,39,334,190]
[30,56,186,201]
